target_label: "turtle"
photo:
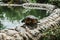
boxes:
[21,15,39,29]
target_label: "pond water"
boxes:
[0,6,50,29]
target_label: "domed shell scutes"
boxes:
[22,15,38,22]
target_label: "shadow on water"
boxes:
[0,6,50,29]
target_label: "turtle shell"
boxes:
[22,15,38,23]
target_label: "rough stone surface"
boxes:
[0,4,60,40]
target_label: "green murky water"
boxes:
[0,6,50,29]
